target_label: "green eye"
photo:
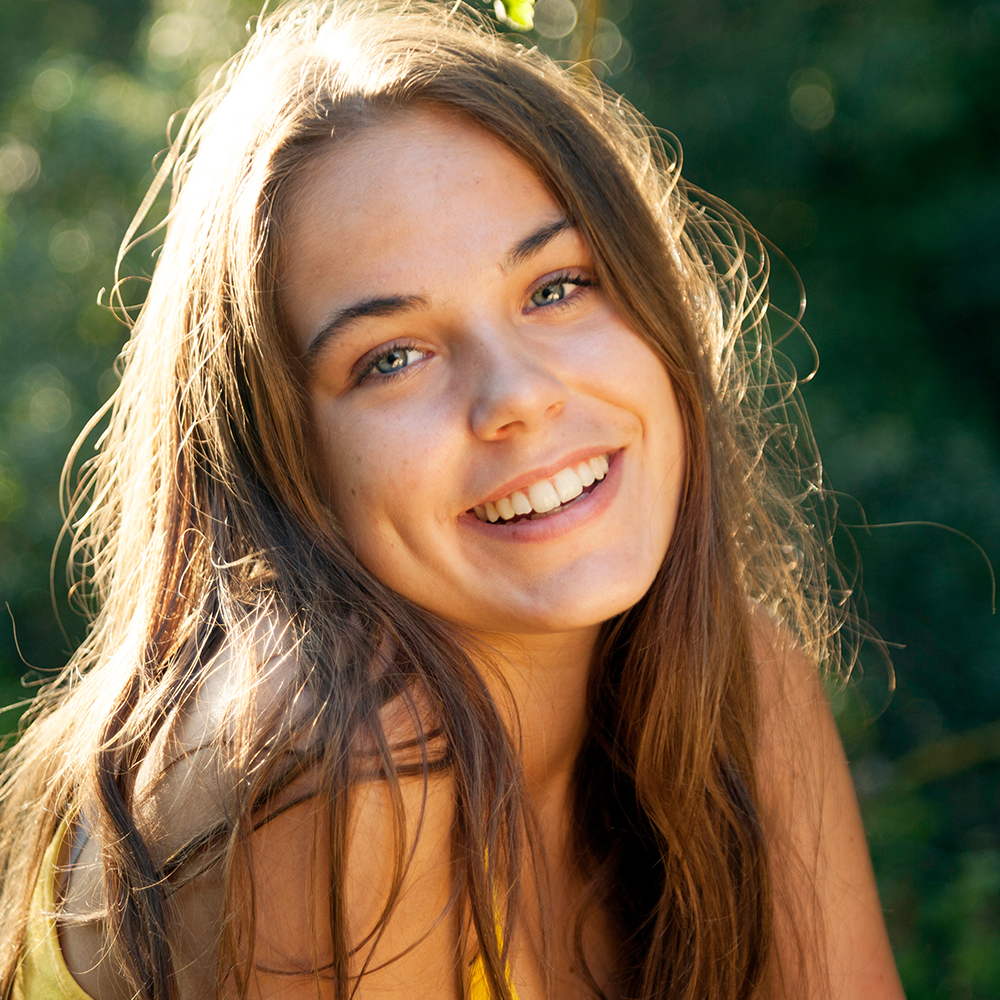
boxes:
[374,347,419,374]
[528,274,593,309]
[355,344,426,385]
[531,281,573,307]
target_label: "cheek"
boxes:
[618,337,687,534]
[309,406,375,543]
[658,389,689,565]
[311,400,448,549]
[575,314,672,399]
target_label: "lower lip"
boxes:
[460,451,622,543]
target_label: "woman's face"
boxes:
[281,109,685,637]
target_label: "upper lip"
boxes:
[468,447,617,509]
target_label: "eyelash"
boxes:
[526,271,596,311]
[353,342,427,386]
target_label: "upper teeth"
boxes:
[472,454,610,523]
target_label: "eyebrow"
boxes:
[501,217,573,273]
[301,217,574,372]
[303,294,427,373]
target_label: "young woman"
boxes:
[0,2,906,998]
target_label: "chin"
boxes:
[456,565,659,637]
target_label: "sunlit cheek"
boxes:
[306,408,363,529]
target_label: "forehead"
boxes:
[285,105,550,224]
[278,108,566,343]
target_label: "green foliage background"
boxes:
[0,0,997,995]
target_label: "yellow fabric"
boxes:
[469,955,489,1000]
[13,817,95,1000]
[12,819,515,1000]
[469,953,519,1000]
[468,901,519,1000]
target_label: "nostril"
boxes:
[468,352,570,441]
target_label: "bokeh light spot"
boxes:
[532,0,577,39]
[29,386,71,434]
[49,225,92,273]
[0,139,41,195]
[604,0,632,20]
[32,67,74,112]
[788,69,835,130]
[592,18,623,62]
[148,13,196,71]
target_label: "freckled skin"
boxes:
[281,109,685,640]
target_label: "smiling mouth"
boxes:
[470,453,611,524]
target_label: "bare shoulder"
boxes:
[233,759,460,999]
[59,616,308,1000]
[60,618,462,999]
[129,618,462,999]
[750,609,906,1000]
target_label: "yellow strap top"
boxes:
[13,816,93,1000]
[469,953,520,1000]
[468,890,520,1000]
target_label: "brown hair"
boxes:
[0,3,840,998]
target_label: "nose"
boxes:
[468,335,568,441]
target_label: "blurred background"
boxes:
[1,0,997,994]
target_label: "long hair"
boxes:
[0,3,840,998]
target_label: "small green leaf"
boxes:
[493,0,535,30]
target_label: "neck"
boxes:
[472,624,620,997]
[472,624,600,831]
